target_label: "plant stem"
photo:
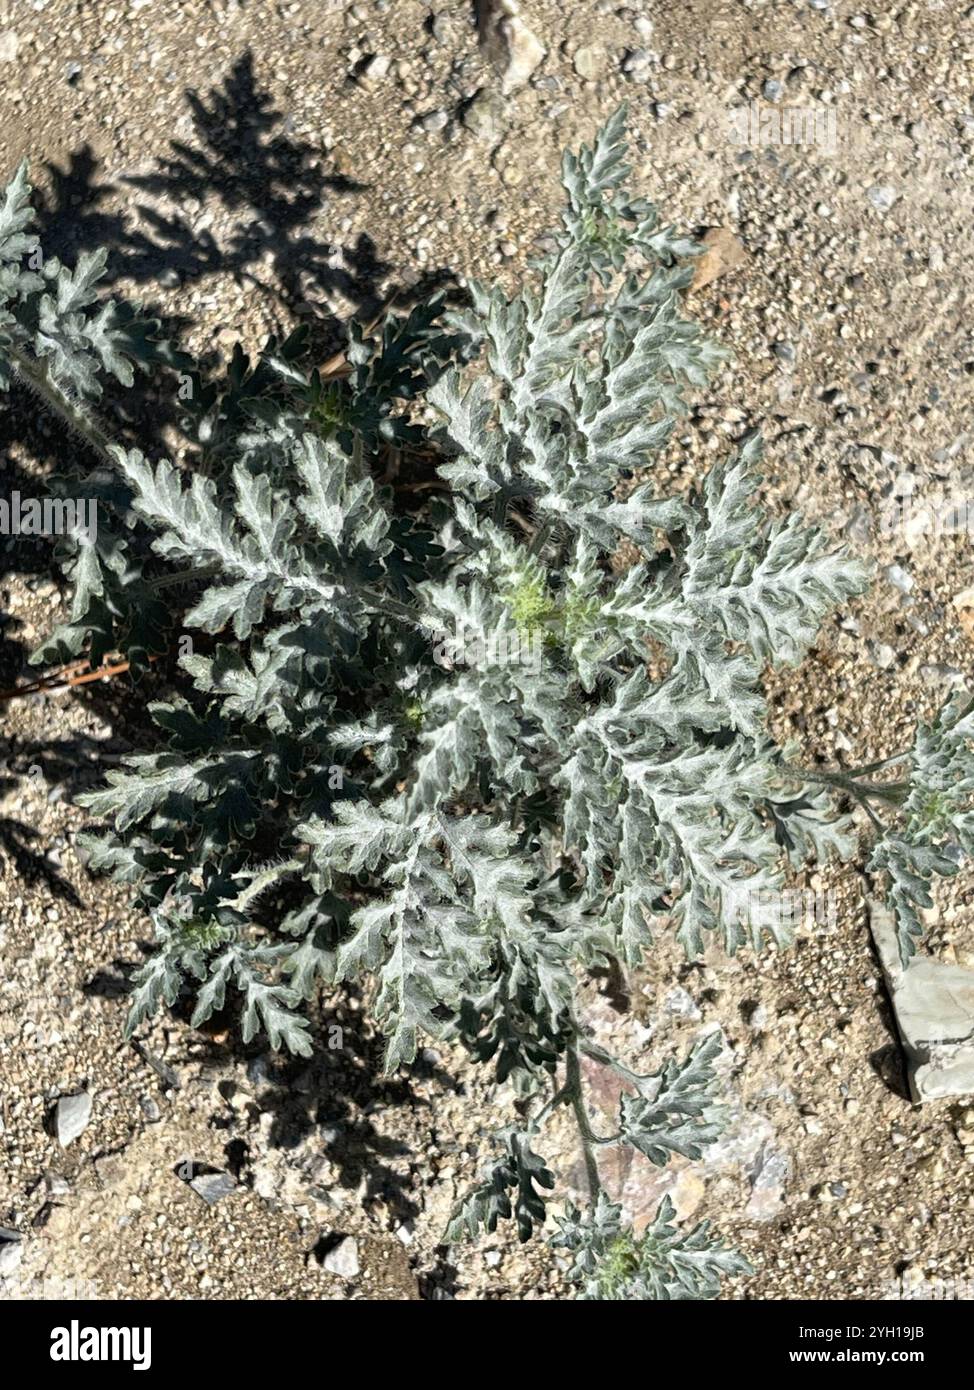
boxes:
[9,345,117,465]
[145,563,223,592]
[579,1035,642,1088]
[534,1080,571,1127]
[565,1041,602,1203]
[796,764,910,807]
[836,752,910,777]
[360,586,424,627]
[526,520,551,558]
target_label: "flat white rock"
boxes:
[322,1236,360,1279]
[55,1091,93,1147]
[870,901,974,1101]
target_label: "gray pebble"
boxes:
[884,563,913,595]
[919,663,965,687]
[866,184,898,214]
[663,986,701,1020]
[621,49,651,75]
[462,88,507,143]
[55,1091,92,1147]
[0,1228,23,1279]
[357,53,390,84]
[139,1096,162,1123]
[322,1235,360,1278]
[189,1170,237,1206]
[419,109,449,134]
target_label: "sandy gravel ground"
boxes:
[2,0,974,1300]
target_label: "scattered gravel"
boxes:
[3,0,974,1302]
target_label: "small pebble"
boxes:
[866,184,898,214]
[55,1092,92,1148]
[419,109,449,134]
[322,1235,360,1279]
[188,1170,237,1206]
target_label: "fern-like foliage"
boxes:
[6,106,966,1299]
[553,1191,750,1300]
[0,161,188,669]
[446,1127,556,1244]
[863,692,974,963]
[0,163,164,401]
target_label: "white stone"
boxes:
[322,1235,360,1279]
[477,0,545,94]
[0,1230,23,1279]
[866,184,898,214]
[189,1170,236,1206]
[870,900,974,1101]
[55,1091,92,1147]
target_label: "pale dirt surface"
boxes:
[2,0,974,1301]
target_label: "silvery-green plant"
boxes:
[3,107,972,1300]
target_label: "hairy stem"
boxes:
[796,763,911,807]
[580,1035,642,1089]
[565,1041,602,1203]
[533,1079,572,1127]
[8,344,117,465]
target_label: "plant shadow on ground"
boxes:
[180,986,465,1262]
[30,52,382,340]
[0,45,462,883]
[78,947,465,1289]
[0,732,133,907]
[1,44,461,611]
[4,48,467,1293]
